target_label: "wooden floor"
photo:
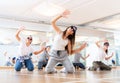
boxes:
[0,67,120,83]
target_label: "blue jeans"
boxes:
[15,59,34,71]
[38,61,47,70]
[73,63,85,69]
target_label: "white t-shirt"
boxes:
[52,33,68,50]
[18,38,34,56]
[94,47,107,62]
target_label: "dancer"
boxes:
[89,39,114,71]
[15,27,45,71]
[45,10,87,73]
[38,45,51,70]
[4,51,13,66]
[73,53,89,70]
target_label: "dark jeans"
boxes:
[38,61,47,70]
[89,61,111,71]
[73,63,85,69]
[15,59,34,71]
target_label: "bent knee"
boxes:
[15,67,21,71]
[67,67,75,73]
[28,67,34,71]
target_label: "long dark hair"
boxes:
[62,26,77,54]
[105,49,108,54]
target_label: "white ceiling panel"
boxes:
[0,0,119,40]
[0,0,119,26]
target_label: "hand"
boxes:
[80,42,87,49]
[41,46,46,51]
[61,9,70,18]
[4,51,7,56]
[102,38,108,42]
[111,52,114,56]
[83,42,87,47]
[19,26,25,31]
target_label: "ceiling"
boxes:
[0,0,120,44]
[0,0,120,27]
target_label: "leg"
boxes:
[62,57,75,73]
[93,61,100,70]
[73,63,78,70]
[15,59,23,71]
[43,62,47,67]
[25,59,34,71]
[99,62,111,71]
[45,58,58,73]
[38,61,43,70]
[89,61,100,71]
[78,63,85,70]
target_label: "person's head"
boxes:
[103,42,109,54]
[64,26,77,36]
[26,35,33,44]
[63,26,77,53]
[12,57,16,64]
[45,45,51,52]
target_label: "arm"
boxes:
[96,39,108,48]
[4,51,7,56]
[105,52,114,60]
[15,27,25,42]
[80,54,90,60]
[33,47,45,55]
[51,10,70,34]
[96,40,101,48]
[47,55,50,60]
[71,42,87,54]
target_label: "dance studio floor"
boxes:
[0,67,120,83]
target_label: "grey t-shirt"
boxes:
[73,53,82,63]
[38,51,49,62]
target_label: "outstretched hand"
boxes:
[81,42,87,48]
[19,26,25,31]
[102,38,108,42]
[61,9,70,18]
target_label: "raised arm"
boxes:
[51,10,70,34]
[80,54,90,60]
[15,27,24,42]
[96,39,108,48]
[71,42,87,54]
[4,51,7,56]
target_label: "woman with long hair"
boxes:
[45,10,87,73]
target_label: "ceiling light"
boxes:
[34,2,64,16]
